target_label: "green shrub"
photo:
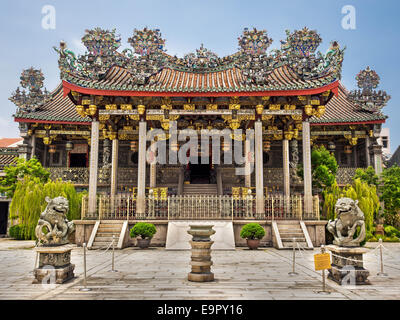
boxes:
[9,177,82,240]
[384,225,400,237]
[240,223,265,240]
[8,224,25,240]
[130,222,157,239]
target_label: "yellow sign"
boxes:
[314,253,331,271]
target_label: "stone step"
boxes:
[98,227,122,232]
[282,237,306,241]
[278,232,305,238]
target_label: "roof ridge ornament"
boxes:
[348,66,390,113]
[9,68,50,113]
[182,44,220,70]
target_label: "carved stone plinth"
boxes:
[33,247,75,284]
[326,245,370,285]
[188,225,215,282]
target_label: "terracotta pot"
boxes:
[137,238,151,249]
[246,239,260,250]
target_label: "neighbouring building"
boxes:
[7,27,391,248]
[0,138,22,236]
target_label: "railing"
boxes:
[81,194,320,221]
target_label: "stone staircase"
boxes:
[183,184,218,196]
[272,221,313,250]
[88,221,129,250]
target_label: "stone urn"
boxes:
[246,239,260,250]
[187,225,216,282]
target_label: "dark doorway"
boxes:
[189,162,211,184]
[70,153,87,167]
[0,202,9,235]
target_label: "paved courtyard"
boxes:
[0,239,399,300]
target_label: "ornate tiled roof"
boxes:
[310,83,387,124]
[13,81,386,126]
[56,27,345,94]
[13,84,90,123]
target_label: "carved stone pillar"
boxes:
[365,136,371,167]
[302,120,313,215]
[282,139,290,198]
[88,120,100,216]
[255,120,264,215]
[149,142,156,188]
[178,167,185,195]
[216,166,223,195]
[245,138,251,188]
[30,134,36,160]
[370,143,383,175]
[110,139,119,196]
[136,121,147,215]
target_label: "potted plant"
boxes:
[130,222,157,249]
[240,223,265,250]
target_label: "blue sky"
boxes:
[1,0,399,151]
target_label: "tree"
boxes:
[9,176,84,240]
[0,157,50,198]
[353,166,379,187]
[322,178,379,238]
[298,145,338,191]
[380,165,400,214]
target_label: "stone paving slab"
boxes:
[0,239,399,300]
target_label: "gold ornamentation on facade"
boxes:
[284,104,296,110]
[262,96,270,101]
[291,114,302,121]
[322,90,331,97]
[129,115,140,121]
[105,104,117,110]
[161,119,170,130]
[183,104,195,111]
[43,136,51,145]
[206,104,218,110]
[316,105,326,117]
[146,114,164,121]
[369,130,373,137]
[229,103,241,110]
[88,105,97,116]
[120,104,133,110]
[262,114,273,121]
[256,104,264,115]
[238,114,256,121]
[137,104,146,115]
[76,105,86,117]
[269,104,281,111]
[230,133,245,141]
[297,96,307,101]
[304,105,313,116]
[310,99,320,105]
[350,137,358,146]
[161,104,172,110]
[229,119,241,130]
[82,99,91,105]
[99,114,110,121]
[284,131,294,140]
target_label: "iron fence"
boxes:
[81,193,320,221]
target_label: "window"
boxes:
[382,137,388,149]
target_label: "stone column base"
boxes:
[326,245,370,285]
[32,246,75,284]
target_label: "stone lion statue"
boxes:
[35,196,75,247]
[327,198,366,247]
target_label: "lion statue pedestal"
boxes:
[32,197,75,284]
[326,198,370,285]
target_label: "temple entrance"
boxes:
[0,202,9,235]
[189,163,211,184]
[69,153,87,167]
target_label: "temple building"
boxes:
[8,27,391,248]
